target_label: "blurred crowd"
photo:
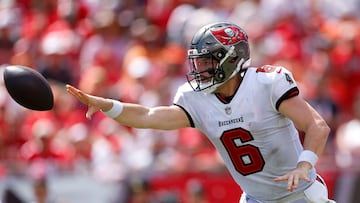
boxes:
[0,0,359,202]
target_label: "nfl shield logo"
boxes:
[225,106,232,115]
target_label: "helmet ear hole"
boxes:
[214,68,225,82]
[214,50,226,61]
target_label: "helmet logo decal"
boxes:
[211,26,247,45]
[187,48,209,56]
[187,49,198,56]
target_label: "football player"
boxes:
[67,22,335,202]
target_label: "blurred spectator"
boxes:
[37,19,79,84]
[32,178,51,203]
[90,118,125,182]
[186,179,209,203]
[127,177,157,203]
[78,8,129,85]
[335,92,360,202]
[2,188,24,203]
[0,0,22,65]
[78,65,108,96]
[308,79,342,152]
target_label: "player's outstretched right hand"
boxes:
[66,84,111,119]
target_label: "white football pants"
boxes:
[239,178,336,203]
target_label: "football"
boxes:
[3,65,54,111]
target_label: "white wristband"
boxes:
[101,99,123,118]
[297,150,318,168]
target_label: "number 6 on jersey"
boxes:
[220,128,265,176]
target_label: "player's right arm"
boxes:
[66,85,191,130]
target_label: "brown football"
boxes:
[3,65,54,111]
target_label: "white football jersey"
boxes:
[173,66,316,201]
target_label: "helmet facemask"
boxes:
[187,55,221,92]
[187,46,241,93]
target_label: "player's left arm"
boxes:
[280,96,330,156]
[275,95,331,191]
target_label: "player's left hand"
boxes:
[274,162,312,192]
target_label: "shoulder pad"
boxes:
[256,65,288,84]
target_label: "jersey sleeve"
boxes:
[173,83,196,127]
[256,65,299,111]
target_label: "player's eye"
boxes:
[197,61,210,66]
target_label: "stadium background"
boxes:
[0,0,359,202]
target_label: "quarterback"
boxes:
[67,22,335,202]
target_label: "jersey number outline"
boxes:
[220,127,265,176]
